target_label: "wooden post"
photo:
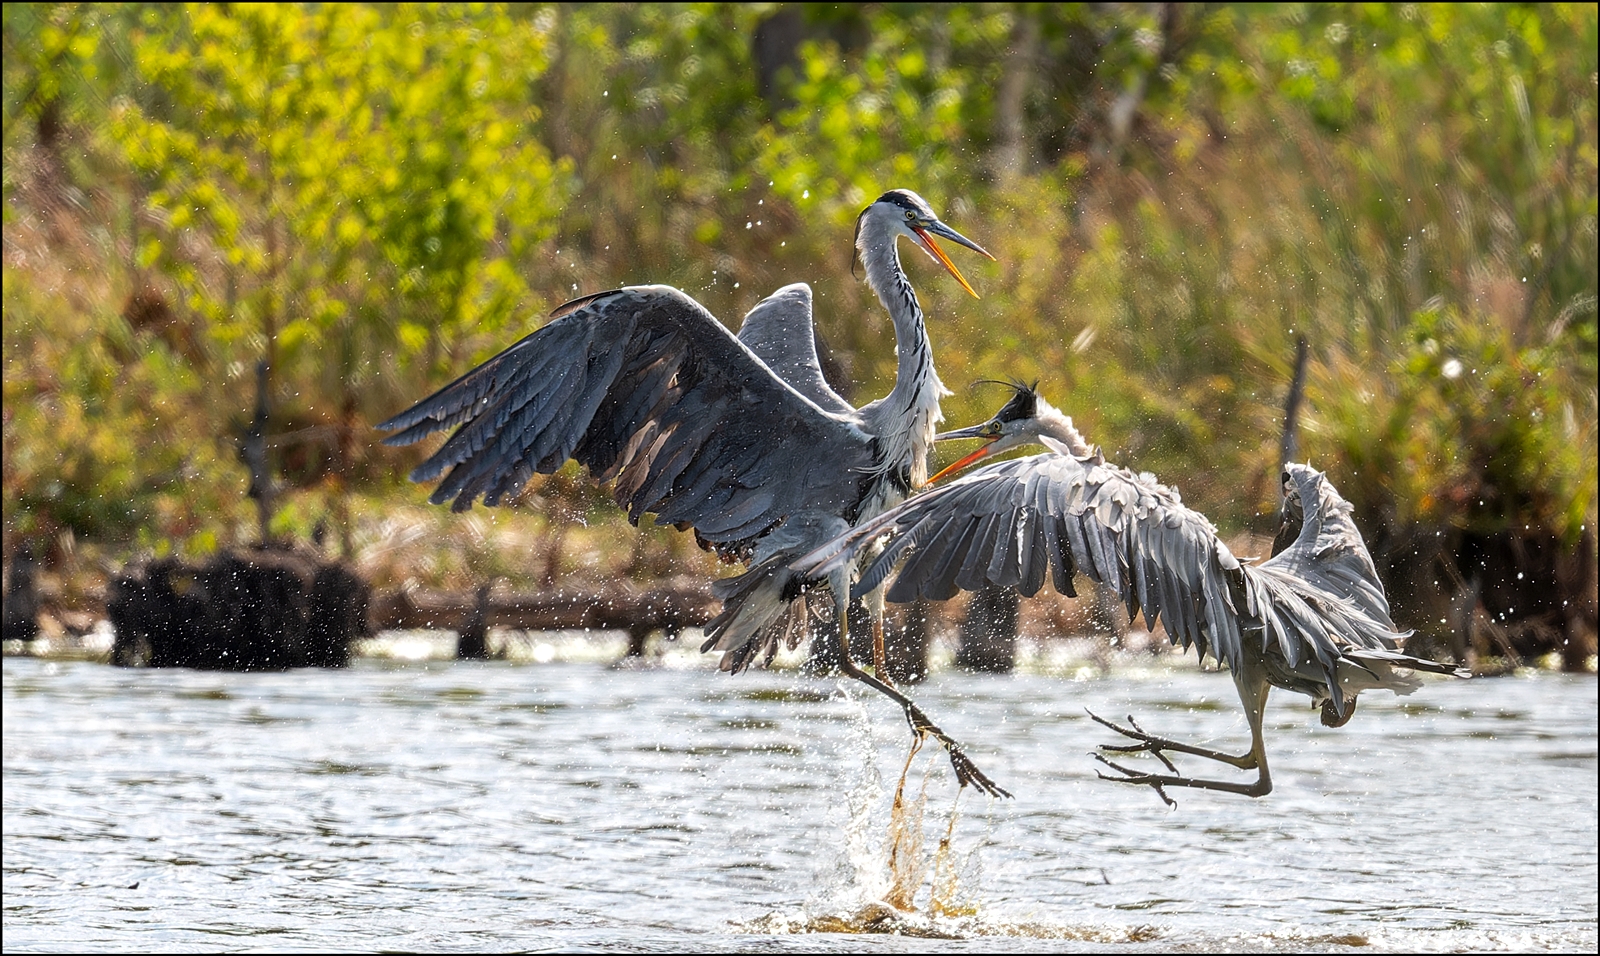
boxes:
[1279,335,1309,485]
[955,584,1019,673]
[239,360,278,547]
[2,545,40,644]
[456,583,491,660]
[884,599,931,684]
[624,624,651,658]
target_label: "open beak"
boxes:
[927,435,998,485]
[912,221,995,299]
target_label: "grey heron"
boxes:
[798,384,1459,804]
[378,189,1009,797]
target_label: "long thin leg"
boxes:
[872,616,891,685]
[832,580,1009,798]
[865,585,892,685]
[1092,672,1273,806]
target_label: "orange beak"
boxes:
[927,439,997,485]
[912,226,988,299]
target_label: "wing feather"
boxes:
[380,286,872,554]
[736,283,854,416]
[810,451,1435,709]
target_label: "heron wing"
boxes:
[1263,463,1393,624]
[807,450,1246,669]
[735,283,854,417]
[808,451,1451,713]
[1241,463,1456,715]
[379,285,873,553]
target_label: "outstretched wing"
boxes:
[803,449,1247,670]
[379,285,874,553]
[801,451,1451,713]
[736,283,854,417]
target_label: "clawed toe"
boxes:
[1087,709,1179,771]
[947,744,1012,799]
[1084,706,1272,802]
[902,702,1012,799]
[1093,752,1177,808]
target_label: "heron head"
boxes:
[927,382,1046,483]
[853,189,995,297]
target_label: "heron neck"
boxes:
[1034,401,1093,457]
[858,219,949,486]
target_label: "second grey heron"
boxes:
[378,189,1008,797]
[798,384,1459,804]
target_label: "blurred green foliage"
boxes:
[3,3,1595,582]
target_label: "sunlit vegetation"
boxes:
[4,4,1595,643]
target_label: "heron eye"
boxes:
[905,210,916,221]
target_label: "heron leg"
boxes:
[831,581,1009,798]
[1090,675,1273,805]
[863,585,892,685]
[872,616,891,686]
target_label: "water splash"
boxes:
[883,737,930,911]
[928,792,975,918]
[788,693,989,932]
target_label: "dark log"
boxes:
[371,579,719,639]
[305,562,369,667]
[1370,522,1597,673]
[1455,528,1598,670]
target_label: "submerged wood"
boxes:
[456,584,492,660]
[108,548,370,670]
[370,579,719,643]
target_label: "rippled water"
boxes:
[4,645,1596,952]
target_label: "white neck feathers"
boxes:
[856,215,950,486]
[1034,398,1093,457]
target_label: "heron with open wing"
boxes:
[379,190,1008,797]
[798,384,1461,804]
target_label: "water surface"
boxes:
[4,649,1595,951]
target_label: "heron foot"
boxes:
[903,700,1012,799]
[1085,708,1271,804]
[1093,752,1271,802]
[1086,708,1254,770]
[1092,753,1177,808]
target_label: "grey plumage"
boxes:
[735,283,854,417]
[382,285,870,545]
[812,450,1246,664]
[379,190,1008,797]
[797,384,1461,801]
